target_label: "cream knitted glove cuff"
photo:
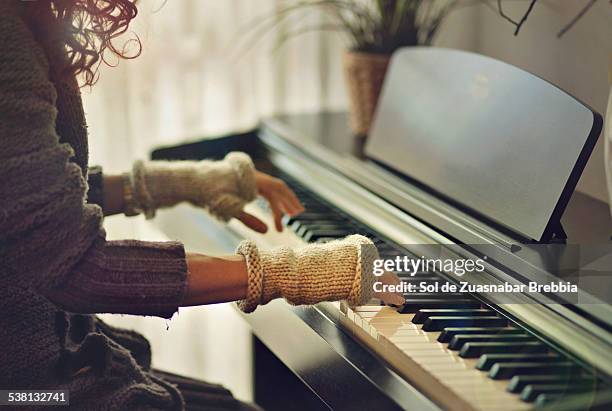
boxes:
[128,152,257,220]
[236,234,378,313]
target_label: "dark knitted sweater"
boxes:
[0,2,189,409]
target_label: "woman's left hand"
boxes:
[236,171,304,233]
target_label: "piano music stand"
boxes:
[366,48,603,244]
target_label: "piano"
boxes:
[151,48,612,411]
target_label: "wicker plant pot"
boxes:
[343,51,391,136]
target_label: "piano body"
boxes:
[151,49,612,410]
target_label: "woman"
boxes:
[0,1,403,410]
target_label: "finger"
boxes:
[281,184,304,214]
[258,191,284,231]
[375,292,405,306]
[381,271,402,286]
[389,293,406,306]
[376,272,404,306]
[280,197,303,217]
[237,211,268,234]
[268,199,284,232]
[289,194,304,214]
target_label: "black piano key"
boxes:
[302,223,356,235]
[521,383,594,402]
[291,220,344,232]
[398,278,443,285]
[508,375,596,394]
[297,203,329,212]
[290,222,307,233]
[294,223,311,235]
[378,256,405,264]
[489,361,575,380]
[412,309,494,324]
[289,221,304,232]
[377,250,410,259]
[477,353,561,371]
[398,276,442,282]
[290,221,309,233]
[314,237,338,244]
[282,213,342,225]
[448,334,536,350]
[399,276,446,282]
[368,238,387,246]
[399,300,480,313]
[302,222,350,229]
[378,255,401,261]
[303,229,351,242]
[377,245,402,254]
[298,198,321,205]
[287,185,305,193]
[409,271,442,278]
[296,224,348,237]
[281,215,301,226]
[422,316,507,331]
[534,390,612,409]
[289,221,310,237]
[404,293,469,300]
[460,341,547,359]
[534,393,563,407]
[438,327,522,343]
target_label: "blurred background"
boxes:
[88,0,612,403]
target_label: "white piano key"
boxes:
[347,303,530,411]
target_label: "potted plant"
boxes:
[250,0,462,137]
[337,1,457,137]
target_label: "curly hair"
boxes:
[24,0,142,86]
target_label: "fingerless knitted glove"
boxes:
[235,234,379,313]
[127,152,257,220]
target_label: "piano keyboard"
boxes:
[248,172,604,411]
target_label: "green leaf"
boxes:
[238,0,463,55]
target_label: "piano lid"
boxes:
[365,47,602,243]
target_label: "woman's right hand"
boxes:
[373,270,405,306]
[235,234,405,313]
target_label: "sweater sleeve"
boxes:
[0,2,188,319]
